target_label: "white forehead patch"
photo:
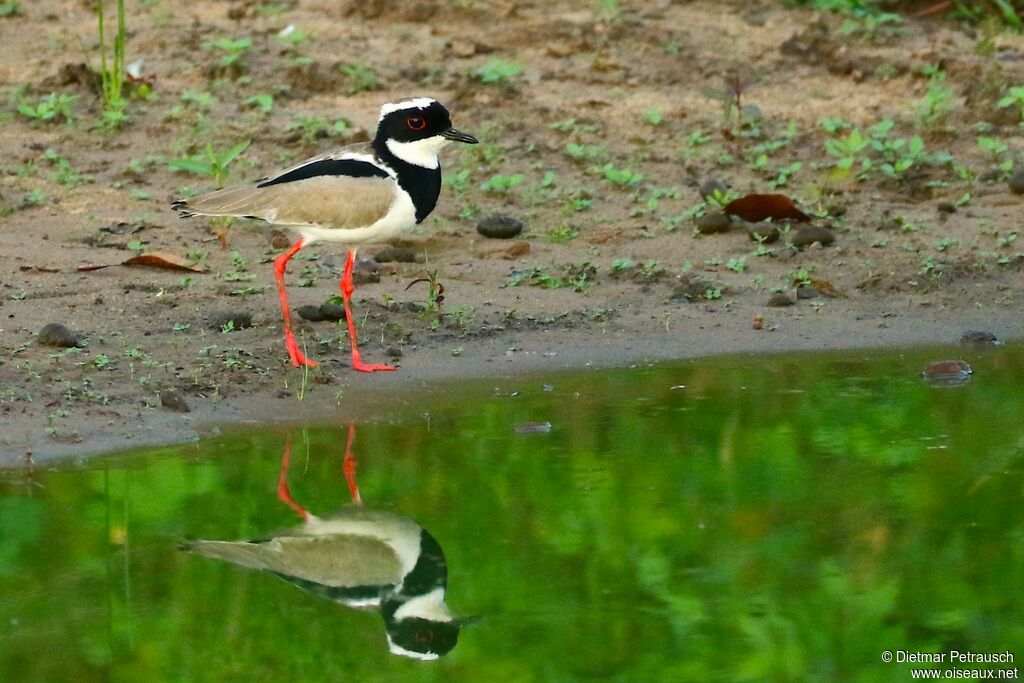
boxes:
[378,97,438,122]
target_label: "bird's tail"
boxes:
[171,183,270,221]
[180,539,277,571]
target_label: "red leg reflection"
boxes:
[276,441,310,522]
[343,421,363,506]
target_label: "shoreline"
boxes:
[5,299,1020,468]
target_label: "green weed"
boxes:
[168,140,250,187]
[474,59,523,84]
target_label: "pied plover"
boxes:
[173,97,477,372]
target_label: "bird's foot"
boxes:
[351,358,396,373]
[284,334,317,368]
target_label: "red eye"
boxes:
[407,115,427,131]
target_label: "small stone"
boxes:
[319,303,346,322]
[38,323,83,348]
[450,39,477,58]
[374,246,417,263]
[297,305,325,322]
[747,222,780,244]
[208,311,253,331]
[160,389,190,413]
[937,202,957,214]
[477,215,524,239]
[1009,171,1024,195]
[792,225,836,249]
[695,213,732,235]
[768,292,795,307]
[796,285,819,299]
[960,330,999,345]
[699,178,729,201]
[921,359,972,387]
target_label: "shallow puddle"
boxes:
[2,344,1023,681]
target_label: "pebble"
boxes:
[960,330,999,345]
[792,225,836,248]
[298,303,346,323]
[160,389,190,413]
[38,323,83,348]
[695,213,732,235]
[208,311,253,331]
[796,285,820,299]
[921,359,972,387]
[1009,171,1024,195]
[297,305,324,322]
[477,215,524,239]
[319,303,346,321]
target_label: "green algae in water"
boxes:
[1,345,1023,681]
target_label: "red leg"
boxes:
[274,238,317,368]
[340,249,395,373]
[342,421,363,506]
[276,441,310,522]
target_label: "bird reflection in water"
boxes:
[185,422,467,660]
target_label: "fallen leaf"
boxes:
[123,251,206,272]
[724,193,811,223]
[78,251,205,273]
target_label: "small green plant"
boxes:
[0,1,21,16]
[505,262,596,293]
[726,256,747,273]
[16,92,77,124]
[42,149,87,187]
[338,63,379,94]
[474,59,523,84]
[599,163,644,188]
[205,37,252,68]
[997,86,1024,125]
[914,66,955,128]
[481,173,524,193]
[643,108,663,126]
[825,128,869,175]
[169,140,250,187]
[818,116,853,134]
[243,93,274,113]
[565,143,607,163]
[285,115,350,144]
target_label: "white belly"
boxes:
[297,190,417,246]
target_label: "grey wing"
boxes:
[172,142,397,229]
[186,534,406,588]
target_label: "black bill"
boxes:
[442,127,478,144]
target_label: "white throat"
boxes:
[386,136,448,169]
[392,588,453,623]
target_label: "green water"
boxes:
[1,345,1023,682]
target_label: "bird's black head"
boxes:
[385,616,461,660]
[374,98,478,147]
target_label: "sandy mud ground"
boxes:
[1,0,1022,463]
